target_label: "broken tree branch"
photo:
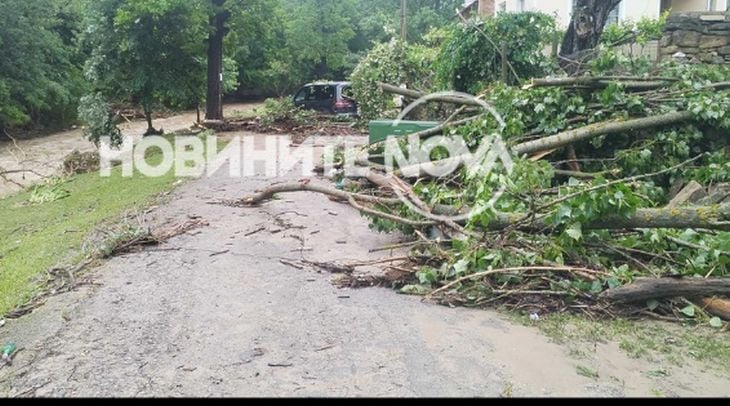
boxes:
[240,181,730,232]
[240,182,401,207]
[523,76,676,91]
[376,83,483,106]
[601,278,730,304]
[514,111,694,156]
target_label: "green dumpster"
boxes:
[368,120,439,145]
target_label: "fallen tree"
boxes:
[239,183,730,232]
[238,45,730,323]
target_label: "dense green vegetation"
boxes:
[0,0,464,132]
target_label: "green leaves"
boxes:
[0,0,87,129]
[435,12,558,92]
[83,0,208,120]
[709,317,724,329]
[565,223,584,242]
[680,305,696,318]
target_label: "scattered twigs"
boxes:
[347,195,435,227]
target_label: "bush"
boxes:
[435,12,558,92]
[260,97,316,126]
[350,38,439,121]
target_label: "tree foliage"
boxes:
[350,39,439,120]
[82,0,209,131]
[435,12,558,92]
[0,0,86,129]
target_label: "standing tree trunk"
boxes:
[559,0,621,74]
[142,100,161,136]
[206,0,228,122]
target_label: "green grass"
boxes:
[518,313,730,372]
[0,135,224,316]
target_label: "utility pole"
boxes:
[400,0,407,42]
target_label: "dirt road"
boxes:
[0,103,260,198]
[0,134,728,397]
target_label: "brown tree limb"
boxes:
[239,181,730,232]
[376,83,483,106]
[696,297,730,321]
[601,278,730,304]
[524,76,675,90]
[513,111,694,156]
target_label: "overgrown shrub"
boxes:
[350,38,440,121]
[435,12,558,92]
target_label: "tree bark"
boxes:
[559,0,622,73]
[513,111,693,156]
[601,278,730,304]
[239,181,730,232]
[206,0,228,121]
[696,297,730,321]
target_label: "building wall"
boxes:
[670,0,728,12]
[494,0,727,27]
[660,11,730,64]
[478,0,495,16]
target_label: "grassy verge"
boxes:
[517,313,730,373]
[0,134,222,316]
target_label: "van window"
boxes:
[342,86,355,101]
[314,85,335,101]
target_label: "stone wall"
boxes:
[660,12,730,64]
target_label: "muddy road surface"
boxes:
[0,134,727,397]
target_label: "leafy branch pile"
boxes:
[240,54,730,324]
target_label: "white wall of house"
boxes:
[670,0,728,12]
[494,0,727,28]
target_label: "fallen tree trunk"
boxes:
[239,181,730,231]
[467,204,730,232]
[514,111,694,156]
[388,112,695,172]
[524,76,673,91]
[601,278,730,304]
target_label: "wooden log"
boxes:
[601,278,730,304]
[696,297,730,321]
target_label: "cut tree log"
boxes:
[601,278,730,304]
[696,297,730,321]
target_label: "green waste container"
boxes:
[368,120,439,145]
